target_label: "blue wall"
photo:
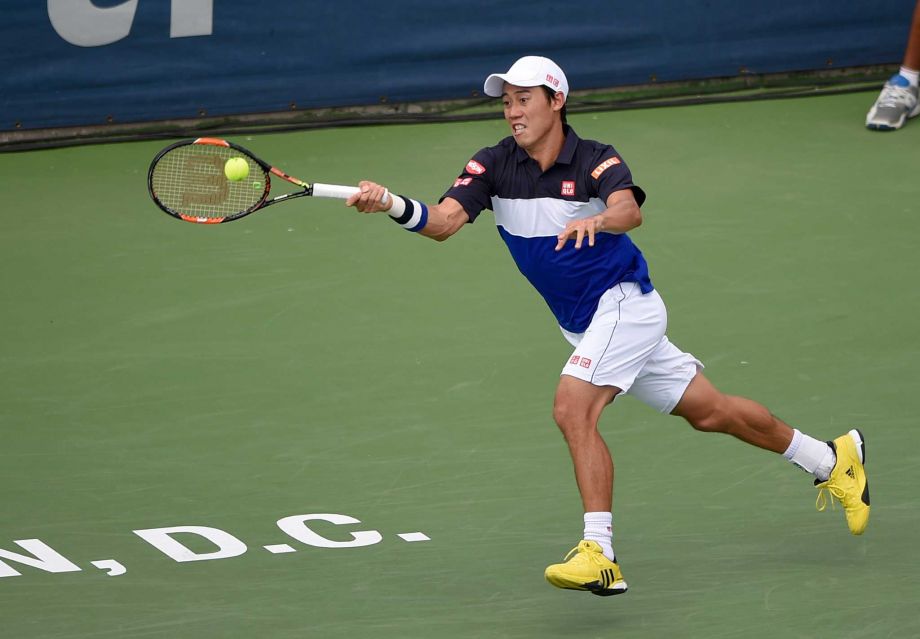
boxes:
[1,1,915,131]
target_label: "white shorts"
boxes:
[560,282,703,413]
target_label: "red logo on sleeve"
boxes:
[569,355,580,366]
[453,177,473,187]
[466,160,486,175]
[561,180,575,196]
[580,357,592,368]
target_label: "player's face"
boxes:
[501,83,563,149]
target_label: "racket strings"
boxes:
[150,145,266,220]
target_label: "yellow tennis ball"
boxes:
[224,157,249,181]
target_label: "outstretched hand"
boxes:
[346,180,391,213]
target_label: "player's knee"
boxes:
[552,399,594,439]
[551,400,574,430]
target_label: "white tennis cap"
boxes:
[483,56,569,99]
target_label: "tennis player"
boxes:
[346,56,870,596]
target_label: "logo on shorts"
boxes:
[466,160,486,175]
[561,180,575,196]
[591,156,621,179]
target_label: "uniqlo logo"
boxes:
[466,160,486,175]
[579,357,592,368]
[561,180,575,196]
[569,355,580,366]
[453,177,472,187]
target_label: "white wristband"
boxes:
[387,195,429,232]
[386,194,406,218]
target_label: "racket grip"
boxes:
[313,183,390,205]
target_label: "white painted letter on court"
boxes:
[0,539,82,578]
[133,526,247,563]
[277,514,383,548]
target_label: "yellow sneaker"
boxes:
[544,540,627,596]
[815,429,870,535]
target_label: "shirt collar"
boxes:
[557,125,579,165]
[514,125,579,165]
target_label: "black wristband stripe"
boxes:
[391,196,415,225]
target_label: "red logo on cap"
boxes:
[546,74,560,88]
[466,160,486,175]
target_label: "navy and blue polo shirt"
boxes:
[441,126,653,333]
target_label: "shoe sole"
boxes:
[546,575,628,596]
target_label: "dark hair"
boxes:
[540,85,568,125]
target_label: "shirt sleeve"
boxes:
[589,146,647,207]
[439,148,495,223]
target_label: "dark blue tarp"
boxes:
[1,0,915,131]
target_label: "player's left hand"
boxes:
[556,215,603,251]
[346,180,391,213]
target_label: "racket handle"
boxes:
[313,183,390,205]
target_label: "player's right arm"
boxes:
[418,197,469,241]
[346,147,496,242]
[346,183,470,242]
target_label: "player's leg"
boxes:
[546,375,627,596]
[552,374,619,513]
[670,372,869,534]
[866,0,920,130]
[905,0,920,71]
[670,372,794,452]
[544,283,665,596]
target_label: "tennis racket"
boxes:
[147,137,386,224]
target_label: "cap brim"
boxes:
[484,72,561,98]
[483,73,510,97]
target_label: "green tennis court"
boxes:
[1,91,918,638]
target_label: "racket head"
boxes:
[147,138,272,224]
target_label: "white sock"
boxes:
[899,66,920,87]
[783,429,836,481]
[583,511,615,561]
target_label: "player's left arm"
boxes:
[554,188,642,251]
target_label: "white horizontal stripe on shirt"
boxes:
[491,196,607,238]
